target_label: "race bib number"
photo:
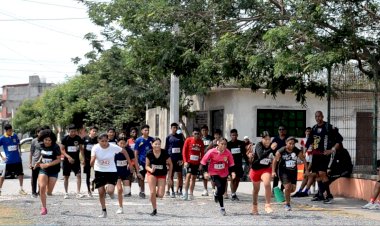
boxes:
[130,144,135,150]
[231,148,240,154]
[285,160,296,168]
[152,164,164,170]
[41,150,52,156]
[190,155,199,161]
[214,163,225,170]
[100,160,110,167]
[172,148,180,154]
[86,144,93,151]
[203,140,210,146]
[259,158,271,165]
[116,160,128,167]
[8,145,18,152]
[42,158,52,164]
[67,146,77,152]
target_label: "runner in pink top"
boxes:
[201,138,235,216]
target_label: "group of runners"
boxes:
[1,110,375,218]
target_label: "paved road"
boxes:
[0,154,379,225]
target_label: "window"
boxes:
[257,109,306,137]
[155,114,159,137]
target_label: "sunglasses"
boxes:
[194,132,200,135]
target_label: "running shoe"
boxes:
[124,193,132,197]
[220,208,227,216]
[40,207,47,215]
[299,192,309,197]
[116,207,124,214]
[188,194,193,200]
[368,203,380,210]
[165,191,170,197]
[139,192,146,199]
[231,194,240,201]
[98,211,107,218]
[181,193,189,201]
[170,192,176,198]
[176,191,183,197]
[284,204,292,211]
[201,190,209,196]
[291,192,301,198]
[31,193,38,198]
[87,192,93,198]
[362,202,375,209]
[19,189,27,195]
[264,204,273,214]
[323,195,334,204]
[64,193,69,199]
[150,209,157,216]
[311,195,324,201]
[76,193,85,199]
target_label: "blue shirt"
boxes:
[0,133,21,164]
[134,136,154,165]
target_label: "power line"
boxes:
[0,18,88,21]
[18,0,87,10]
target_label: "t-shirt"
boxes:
[146,149,170,176]
[127,138,136,150]
[83,136,98,161]
[277,146,301,171]
[201,147,235,178]
[91,143,122,172]
[202,135,213,151]
[182,137,204,165]
[134,136,154,165]
[272,136,288,152]
[306,122,343,155]
[108,138,118,146]
[227,139,246,167]
[30,138,41,166]
[115,146,134,173]
[39,143,61,174]
[0,133,21,164]
[251,142,275,170]
[61,135,83,161]
[165,133,184,161]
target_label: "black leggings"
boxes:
[211,175,227,208]
[31,167,39,195]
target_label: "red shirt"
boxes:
[182,137,204,165]
[201,148,235,178]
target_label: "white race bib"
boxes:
[259,158,271,165]
[41,150,52,156]
[231,148,241,154]
[306,155,312,163]
[130,144,135,150]
[42,158,52,164]
[67,146,77,152]
[116,160,128,167]
[86,144,93,151]
[8,145,18,152]
[214,163,225,170]
[100,160,110,167]
[203,140,210,146]
[152,164,164,170]
[285,160,296,168]
[190,155,199,161]
[172,148,180,154]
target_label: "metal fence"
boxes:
[329,65,379,174]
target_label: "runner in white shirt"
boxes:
[90,133,136,218]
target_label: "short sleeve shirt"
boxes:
[146,150,170,176]
[91,143,122,172]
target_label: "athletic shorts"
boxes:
[63,161,81,176]
[185,164,200,176]
[172,160,183,173]
[117,168,132,181]
[39,169,59,178]
[230,165,243,178]
[5,162,24,176]
[94,171,118,188]
[311,155,330,173]
[279,170,297,185]
[249,167,272,182]
[147,172,166,180]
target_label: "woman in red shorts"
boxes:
[247,131,277,215]
[146,138,173,216]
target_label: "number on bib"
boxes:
[259,158,271,165]
[190,155,199,161]
[86,144,93,151]
[214,163,225,170]
[285,160,296,168]
[152,164,164,170]
[172,148,180,154]
[231,148,240,154]
[8,145,18,152]
[116,160,128,167]
[42,158,52,164]
[67,146,77,152]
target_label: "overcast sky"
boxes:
[0,0,105,92]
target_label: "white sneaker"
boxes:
[19,189,27,195]
[76,193,85,199]
[369,203,380,210]
[98,211,107,218]
[201,190,209,196]
[64,193,69,199]
[116,207,123,214]
[188,194,194,200]
[362,202,375,209]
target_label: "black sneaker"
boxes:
[291,192,301,198]
[124,193,131,197]
[231,194,239,201]
[150,209,157,216]
[299,192,309,197]
[323,195,334,204]
[311,196,324,201]
[139,192,146,199]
